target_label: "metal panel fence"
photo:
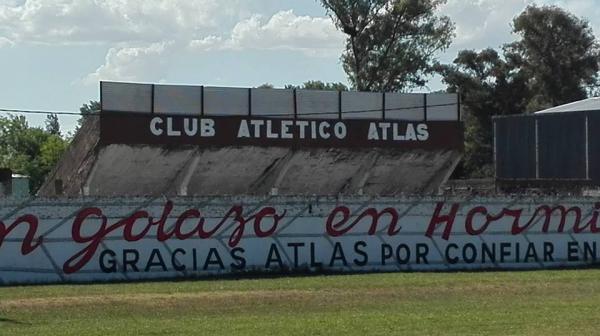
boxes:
[101,82,153,113]
[537,114,586,179]
[154,84,202,115]
[100,82,459,121]
[494,111,598,184]
[296,90,339,119]
[494,116,536,179]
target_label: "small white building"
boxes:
[534,97,600,114]
[0,170,30,199]
[11,174,30,198]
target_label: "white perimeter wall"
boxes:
[0,196,598,285]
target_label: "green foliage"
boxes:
[256,83,275,89]
[321,0,454,92]
[285,80,349,91]
[438,49,530,177]
[76,100,100,131]
[45,113,60,136]
[439,5,600,178]
[40,135,69,170]
[507,5,600,111]
[80,100,101,115]
[0,114,69,194]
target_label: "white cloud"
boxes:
[440,0,534,52]
[0,2,344,84]
[0,2,343,53]
[549,0,600,34]
[83,42,173,84]
[188,35,224,51]
[0,36,13,47]
[48,0,600,88]
[83,9,345,85]
[0,0,222,45]
[230,10,344,54]
[428,0,600,90]
[439,0,600,58]
[189,10,345,56]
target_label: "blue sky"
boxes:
[1,0,598,133]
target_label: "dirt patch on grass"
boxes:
[0,289,321,310]
[0,280,579,312]
[0,316,29,325]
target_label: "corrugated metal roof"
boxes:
[535,97,600,114]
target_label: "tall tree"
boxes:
[321,0,454,92]
[0,115,69,193]
[507,5,600,111]
[285,80,349,91]
[256,83,274,89]
[45,113,60,136]
[76,100,101,131]
[439,5,600,178]
[437,49,530,177]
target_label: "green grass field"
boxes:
[1,270,599,335]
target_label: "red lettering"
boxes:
[465,206,491,235]
[155,201,174,241]
[511,205,581,234]
[325,206,399,236]
[360,208,399,235]
[121,210,151,241]
[425,202,459,240]
[214,206,245,246]
[326,206,351,236]
[0,214,42,255]
[173,209,201,240]
[540,206,581,233]
[252,207,286,237]
[64,207,108,274]
[574,202,600,233]
[64,201,286,274]
[499,209,525,234]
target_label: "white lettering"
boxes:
[250,120,264,138]
[281,120,293,139]
[333,122,347,139]
[405,123,417,141]
[167,117,181,136]
[266,120,279,139]
[297,121,309,139]
[183,118,197,136]
[150,117,163,136]
[379,122,391,140]
[201,119,215,137]
[368,122,379,140]
[318,122,331,139]
[237,120,251,138]
[417,124,429,141]
[393,123,404,140]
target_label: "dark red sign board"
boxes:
[100,113,463,150]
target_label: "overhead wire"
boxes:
[0,101,458,118]
[0,108,89,116]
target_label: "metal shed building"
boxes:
[494,97,600,188]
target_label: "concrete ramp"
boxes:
[37,116,100,197]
